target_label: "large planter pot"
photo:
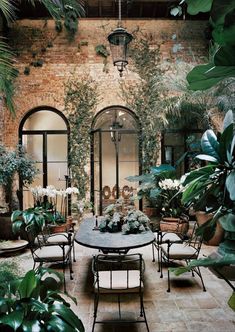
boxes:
[160,216,189,235]
[195,211,224,246]
[0,214,18,240]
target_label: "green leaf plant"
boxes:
[174,110,235,310]
[174,0,235,90]
[0,267,85,331]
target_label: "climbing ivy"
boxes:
[64,75,99,198]
[121,38,171,171]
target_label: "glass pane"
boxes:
[47,135,67,162]
[22,135,43,161]
[102,132,116,203]
[23,110,66,130]
[48,162,68,189]
[94,108,137,130]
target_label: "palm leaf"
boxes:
[0,0,17,23]
[0,40,18,116]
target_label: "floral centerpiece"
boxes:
[122,208,149,234]
[99,198,150,234]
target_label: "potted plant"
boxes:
[0,144,38,239]
[99,198,124,233]
[0,267,84,331]
[178,110,235,290]
[126,164,176,217]
[122,207,150,234]
[182,110,235,254]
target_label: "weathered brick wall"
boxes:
[2,18,208,147]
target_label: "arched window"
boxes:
[19,107,69,209]
[91,106,141,215]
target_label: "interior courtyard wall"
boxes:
[2,18,208,147]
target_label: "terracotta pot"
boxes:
[195,211,224,246]
[160,217,189,235]
[144,207,157,218]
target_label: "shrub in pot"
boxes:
[0,145,38,239]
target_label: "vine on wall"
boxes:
[64,75,98,198]
[121,38,172,171]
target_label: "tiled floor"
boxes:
[1,239,235,332]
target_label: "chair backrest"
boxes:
[92,253,144,291]
[187,221,203,255]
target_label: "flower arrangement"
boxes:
[157,178,187,218]
[122,208,149,234]
[99,198,150,234]
[30,185,79,222]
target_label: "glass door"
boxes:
[91,107,141,215]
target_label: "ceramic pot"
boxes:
[195,211,224,246]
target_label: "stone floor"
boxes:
[1,240,235,332]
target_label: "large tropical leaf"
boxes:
[223,109,234,131]
[200,129,220,160]
[0,310,24,330]
[214,46,235,66]
[18,270,37,298]
[210,0,235,27]
[187,63,235,90]
[185,0,213,15]
[219,123,234,163]
[219,213,235,232]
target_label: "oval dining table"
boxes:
[75,217,155,254]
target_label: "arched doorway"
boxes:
[90,106,141,215]
[19,107,69,209]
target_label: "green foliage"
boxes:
[127,164,176,208]
[121,38,170,171]
[0,144,38,212]
[11,204,64,239]
[0,261,21,296]
[0,267,85,331]
[175,0,235,90]
[64,75,98,198]
[122,208,149,234]
[182,110,235,235]
[95,44,109,58]
[0,40,18,116]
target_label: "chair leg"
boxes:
[152,243,155,262]
[92,293,99,332]
[160,248,163,278]
[167,265,171,292]
[195,266,206,292]
[140,292,149,332]
[73,242,76,262]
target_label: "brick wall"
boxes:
[1,18,208,147]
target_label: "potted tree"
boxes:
[0,144,38,239]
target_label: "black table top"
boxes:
[75,217,155,253]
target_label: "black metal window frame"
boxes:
[18,106,70,209]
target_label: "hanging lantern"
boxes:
[108,27,133,76]
[107,0,133,77]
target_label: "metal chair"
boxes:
[91,253,149,332]
[26,226,74,292]
[159,222,206,292]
